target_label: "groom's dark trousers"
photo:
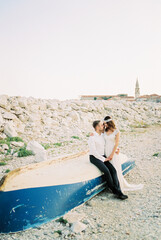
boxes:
[90,155,122,195]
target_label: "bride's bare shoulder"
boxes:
[115,128,120,135]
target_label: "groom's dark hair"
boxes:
[93,120,100,129]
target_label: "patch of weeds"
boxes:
[0,140,10,148]
[7,137,24,142]
[6,147,12,155]
[120,129,126,132]
[0,162,7,166]
[0,137,23,146]
[3,157,12,161]
[17,146,33,157]
[86,133,90,137]
[56,217,68,224]
[71,136,80,140]
[130,121,149,129]
[153,153,159,157]
[53,142,62,147]
[5,169,10,173]
[0,139,7,144]
[41,143,51,150]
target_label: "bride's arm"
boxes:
[108,131,120,159]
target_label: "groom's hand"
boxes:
[104,157,111,162]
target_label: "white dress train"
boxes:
[104,129,144,192]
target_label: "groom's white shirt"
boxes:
[88,131,106,162]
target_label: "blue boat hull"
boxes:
[0,160,135,233]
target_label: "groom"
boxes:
[88,120,128,200]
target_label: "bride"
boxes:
[103,116,144,192]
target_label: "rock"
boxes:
[26,140,47,162]
[69,111,80,121]
[3,112,16,120]
[13,152,18,157]
[0,114,4,126]
[0,95,8,109]
[47,102,58,110]
[0,133,7,139]
[18,115,28,122]
[53,232,60,238]
[86,200,96,207]
[64,212,85,224]
[18,98,28,108]
[71,221,87,233]
[28,113,41,123]
[13,106,23,114]
[35,150,47,162]
[158,152,161,158]
[4,122,17,137]
[1,144,9,150]
[26,141,44,154]
[10,141,24,147]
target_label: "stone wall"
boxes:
[0,94,160,143]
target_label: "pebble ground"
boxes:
[0,126,161,240]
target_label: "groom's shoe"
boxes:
[116,194,128,200]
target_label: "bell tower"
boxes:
[135,78,140,99]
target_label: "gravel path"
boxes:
[0,126,161,240]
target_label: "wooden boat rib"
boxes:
[0,150,135,233]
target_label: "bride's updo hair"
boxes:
[104,116,116,132]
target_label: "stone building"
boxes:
[135,78,140,99]
[80,78,160,102]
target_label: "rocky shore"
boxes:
[0,95,161,239]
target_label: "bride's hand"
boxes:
[90,132,94,136]
[115,148,120,155]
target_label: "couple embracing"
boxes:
[88,116,143,200]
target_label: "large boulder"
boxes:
[71,221,87,233]
[26,140,47,162]
[4,122,17,137]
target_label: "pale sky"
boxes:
[0,0,161,100]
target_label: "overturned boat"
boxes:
[0,150,135,233]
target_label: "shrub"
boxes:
[71,136,80,140]
[56,217,68,224]
[41,143,51,150]
[6,148,12,155]
[0,162,7,166]
[17,146,33,157]
[7,137,24,142]
[54,230,62,235]
[153,153,159,157]
[53,143,62,147]
[0,137,23,145]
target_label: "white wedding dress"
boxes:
[104,129,144,192]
